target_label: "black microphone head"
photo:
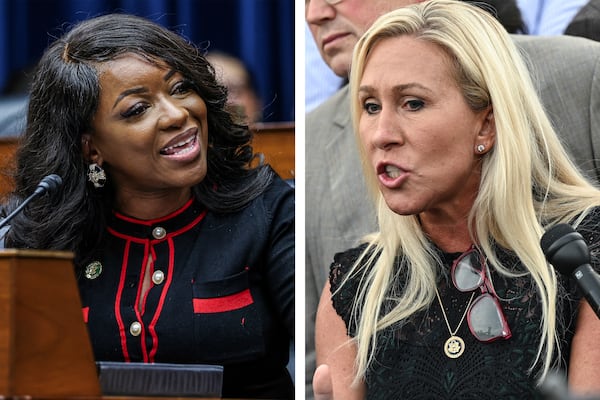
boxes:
[540,223,590,275]
[34,174,63,196]
[540,224,575,254]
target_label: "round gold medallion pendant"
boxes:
[444,335,465,358]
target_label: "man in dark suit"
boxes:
[565,0,600,41]
[305,0,600,398]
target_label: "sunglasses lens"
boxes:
[468,294,511,341]
[453,252,483,291]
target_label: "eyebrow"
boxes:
[112,69,179,109]
[163,69,177,81]
[358,82,431,95]
[113,87,147,109]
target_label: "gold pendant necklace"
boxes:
[435,287,475,359]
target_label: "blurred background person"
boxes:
[0,64,32,137]
[207,51,263,124]
[305,23,344,112]
[0,0,294,139]
[516,0,587,35]
[470,0,526,33]
[564,0,600,42]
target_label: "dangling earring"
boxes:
[476,144,486,154]
[87,163,106,188]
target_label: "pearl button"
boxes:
[152,270,165,285]
[129,321,142,336]
[152,226,166,240]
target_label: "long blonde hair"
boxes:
[346,0,600,385]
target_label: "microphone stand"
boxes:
[0,194,40,230]
[0,174,63,231]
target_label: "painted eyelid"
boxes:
[170,79,195,96]
[359,94,378,106]
[171,81,189,94]
[358,89,375,103]
[121,102,149,118]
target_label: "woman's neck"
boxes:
[113,187,193,220]
[419,211,473,253]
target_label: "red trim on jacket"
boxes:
[193,289,254,313]
[107,210,207,243]
[115,241,132,361]
[147,237,176,362]
[113,197,194,225]
[134,242,151,363]
[105,199,208,361]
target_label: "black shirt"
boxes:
[330,208,600,399]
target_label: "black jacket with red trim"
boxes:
[78,175,295,399]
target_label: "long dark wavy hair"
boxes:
[1,13,273,271]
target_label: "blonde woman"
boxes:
[315,0,600,398]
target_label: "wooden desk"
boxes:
[251,122,295,181]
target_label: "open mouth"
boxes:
[384,165,403,179]
[376,162,409,189]
[160,131,197,156]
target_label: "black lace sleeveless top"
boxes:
[329,209,600,400]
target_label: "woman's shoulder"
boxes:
[225,169,293,215]
[332,243,369,270]
[221,170,294,240]
[254,171,294,222]
[329,243,372,290]
[204,170,293,230]
[268,171,294,193]
[258,170,294,203]
[328,242,377,333]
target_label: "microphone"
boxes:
[541,223,600,319]
[32,173,63,196]
[0,174,63,230]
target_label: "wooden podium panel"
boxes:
[0,249,101,398]
[251,122,294,181]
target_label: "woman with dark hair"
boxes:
[1,13,294,399]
